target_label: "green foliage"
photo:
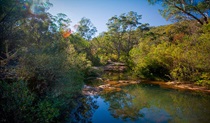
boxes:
[195,73,210,88]
[0,38,90,122]
[0,80,68,123]
[35,99,60,123]
[69,34,90,52]
[1,80,35,122]
[131,23,210,83]
[90,33,117,64]
[15,39,90,95]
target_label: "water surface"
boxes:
[88,83,210,123]
[71,73,210,123]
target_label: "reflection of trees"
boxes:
[69,96,99,122]
[100,84,210,123]
[131,85,210,123]
[100,85,150,121]
[168,92,210,123]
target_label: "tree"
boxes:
[0,0,52,62]
[90,32,117,63]
[148,0,210,25]
[106,11,142,61]
[76,17,97,40]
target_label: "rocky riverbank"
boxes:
[83,79,210,96]
[82,80,140,96]
[141,81,210,94]
[84,64,210,96]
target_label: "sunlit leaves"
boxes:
[131,23,210,81]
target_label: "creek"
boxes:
[68,72,210,123]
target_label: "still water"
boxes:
[70,73,210,123]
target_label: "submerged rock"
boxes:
[82,85,103,96]
[82,79,141,96]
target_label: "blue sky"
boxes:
[48,0,171,36]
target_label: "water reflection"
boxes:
[94,84,210,123]
[100,91,146,121]
[67,96,99,123]
[97,84,171,122]
[69,83,210,123]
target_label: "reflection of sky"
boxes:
[92,97,171,123]
[92,97,123,123]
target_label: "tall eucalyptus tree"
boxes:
[106,11,142,61]
[76,17,97,40]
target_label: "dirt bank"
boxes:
[142,81,210,94]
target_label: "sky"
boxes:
[48,0,171,36]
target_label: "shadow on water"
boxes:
[69,73,210,123]
[66,96,99,123]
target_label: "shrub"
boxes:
[130,23,210,83]
[0,38,91,122]
[0,80,35,122]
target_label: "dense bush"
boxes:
[16,40,90,94]
[0,80,66,123]
[130,23,210,83]
[0,80,35,122]
[0,39,91,122]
